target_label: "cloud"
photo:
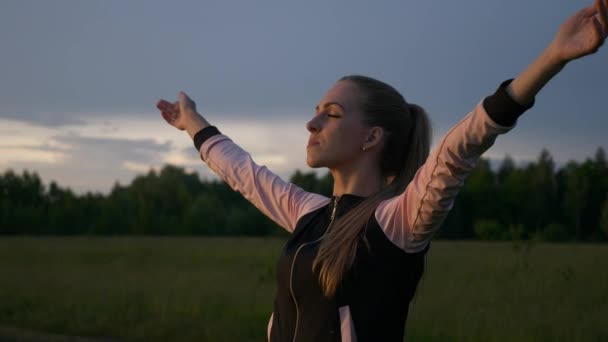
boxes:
[0,131,177,193]
[0,111,88,127]
[54,134,171,163]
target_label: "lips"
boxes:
[307,139,320,147]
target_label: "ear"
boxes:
[362,126,384,151]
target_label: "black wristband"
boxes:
[193,126,221,151]
[483,79,535,127]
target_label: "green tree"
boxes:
[183,194,226,234]
[464,158,498,222]
[497,154,516,185]
[0,170,46,233]
[561,161,590,240]
[600,197,608,239]
[2,144,606,239]
[498,168,529,238]
[314,172,333,196]
[290,170,319,193]
[595,147,606,170]
[527,149,558,235]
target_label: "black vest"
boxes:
[270,194,430,341]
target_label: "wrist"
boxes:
[545,41,570,69]
[538,46,568,85]
[508,45,566,106]
[185,113,210,140]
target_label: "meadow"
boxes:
[0,237,606,341]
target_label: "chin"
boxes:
[306,155,324,168]
[306,159,321,168]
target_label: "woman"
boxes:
[157,2,607,341]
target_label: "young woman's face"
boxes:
[306,80,371,169]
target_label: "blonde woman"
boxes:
[157,1,607,340]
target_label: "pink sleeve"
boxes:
[375,100,517,252]
[199,134,330,232]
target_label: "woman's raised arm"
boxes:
[508,0,607,105]
[157,93,330,232]
[375,0,607,253]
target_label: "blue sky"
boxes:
[1,0,606,193]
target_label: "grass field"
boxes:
[0,237,607,341]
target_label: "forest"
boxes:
[1,147,607,241]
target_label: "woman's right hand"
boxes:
[157,92,211,138]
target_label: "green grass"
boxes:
[0,237,606,341]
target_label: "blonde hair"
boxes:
[313,75,432,297]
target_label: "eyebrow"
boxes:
[315,102,346,113]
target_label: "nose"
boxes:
[306,116,320,133]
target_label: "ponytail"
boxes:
[396,103,432,191]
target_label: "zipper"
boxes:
[289,196,340,342]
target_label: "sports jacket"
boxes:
[193,79,533,341]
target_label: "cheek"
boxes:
[334,134,362,154]
[328,125,366,156]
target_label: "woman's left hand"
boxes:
[550,0,607,63]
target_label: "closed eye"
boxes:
[315,102,345,118]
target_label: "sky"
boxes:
[1,0,606,194]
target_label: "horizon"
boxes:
[3,144,604,196]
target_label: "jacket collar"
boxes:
[330,193,367,218]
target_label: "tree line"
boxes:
[1,147,607,241]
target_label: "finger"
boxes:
[157,99,181,118]
[592,17,606,49]
[580,3,598,17]
[597,0,608,35]
[178,92,186,112]
[178,92,188,111]
[179,91,190,102]
[161,111,175,124]
[178,91,196,112]
[156,99,172,111]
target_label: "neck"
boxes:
[330,162,383,197]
